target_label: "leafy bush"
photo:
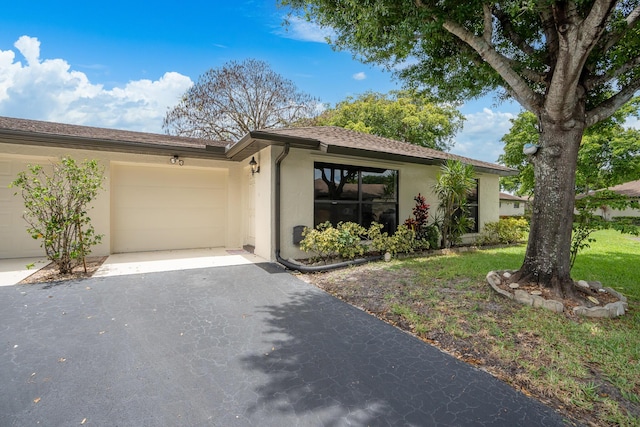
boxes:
[404,193,435,250]
[389,224,417,254]
[11,157,105,274]
[476,217,528,245]
[300,221,366,262]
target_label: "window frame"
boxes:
[313,162,399,233]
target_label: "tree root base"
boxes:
[486,270,628,318]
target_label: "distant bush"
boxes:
[476,218,528,245]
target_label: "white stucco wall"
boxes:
[499,200,526,217]
[594,205,640,219]
[275,148,502,260]
[0,142,243,259]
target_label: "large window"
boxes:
[314,162,398,233]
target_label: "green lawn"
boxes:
[308,229,640,426]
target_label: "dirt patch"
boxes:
[18,256,107,285]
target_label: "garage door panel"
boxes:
[0,157,48,258]
[111,164,227,253]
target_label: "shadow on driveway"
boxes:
[0,263,567,426]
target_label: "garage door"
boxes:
[0,156,49,259]
[111,164,227,253]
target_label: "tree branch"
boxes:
[442,19,542,113]
[586,78,640,126]
[492,6,537,57]
[585,54,640,91]
[483,4,493,44]
[599,4,640,53]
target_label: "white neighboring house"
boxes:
[499,192,528,217]
[588,180,640,220]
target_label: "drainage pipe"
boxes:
[273,143,383,273]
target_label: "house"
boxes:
[0,116,516,262]
[586,179,640,220]
[499,192,528,217]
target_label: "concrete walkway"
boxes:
[0,262,568,426]
[0,248,260,286]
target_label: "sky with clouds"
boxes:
[0,0,523,163]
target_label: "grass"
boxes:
[308,229,640,426]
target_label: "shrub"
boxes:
[404,193,434,250]
[11,157,105,274]
[300,221,366,262]
[368,222,419,255]
[476,217,528,245]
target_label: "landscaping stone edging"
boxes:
[486,271,628,318]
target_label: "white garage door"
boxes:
[111,164,227,253]
[0,156,49,259]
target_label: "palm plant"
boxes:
[433,160,476,248]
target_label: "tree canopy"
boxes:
[163,59,319,141]
[281,0,640,294]
[309,90,464,151]
[500,109,640,196]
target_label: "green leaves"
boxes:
[433,160,476,248]
[313,90,464,151]
[11,157,105,274]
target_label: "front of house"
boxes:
[0,116,515,262]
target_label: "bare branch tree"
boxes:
[163,59,320,141]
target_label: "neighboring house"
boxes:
[587,180,640,220]
[499,192,528,217]
[0,116,516,261]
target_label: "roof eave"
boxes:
[0,129,228,159]
[225,130,321,161]
[323,145,517,176]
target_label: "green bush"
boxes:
[300,221,366,262]
[476,217,528,245]
[367,222,419,255]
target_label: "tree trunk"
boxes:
[515,111,584,298]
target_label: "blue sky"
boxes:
[0,0,523,163]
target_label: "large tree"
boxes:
[282,0,640,297]
[163,59,319,141]
[310,90,464,151]
[500,110,640,196]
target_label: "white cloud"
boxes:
[450,108,516,163]
[0,36,193,133]
[279,16,334,43]
[352,72,366,81]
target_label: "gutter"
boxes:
[273,142,383,273]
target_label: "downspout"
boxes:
[274,143,382,273]
[274,143,290,264]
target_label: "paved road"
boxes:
[0,263,568,426]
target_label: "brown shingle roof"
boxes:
[499,192,528,201]
[605,179,640,198]
[0,116,228,150]
[251,127,515,175]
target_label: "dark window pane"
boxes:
[313,162,398,231]
[314,202,359,226]
[361,169,397,201]
[314,166,359,201]
[370,203,398,234]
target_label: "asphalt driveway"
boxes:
[0,263,568,426]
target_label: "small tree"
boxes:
[11,158,105,274]
[433,160,476,248]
